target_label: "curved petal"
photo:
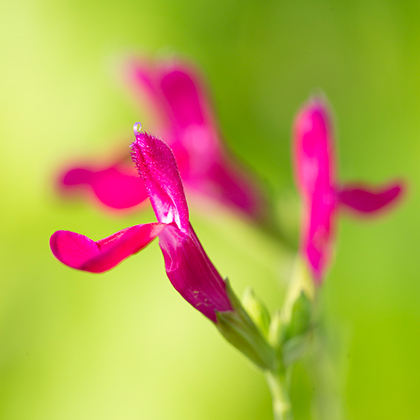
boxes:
[338,181,404,214]
[160,66,208,131]
[159,62,224,173]
[60,164,149,210]
[158,223,232,322]
[131,128,189,232]
[293,97,336,197]
[293,97,337,282]
[50,223,166,273]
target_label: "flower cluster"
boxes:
[51,60,404,320]
[50,57,406,420]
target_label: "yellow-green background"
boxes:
[0,0,418,419]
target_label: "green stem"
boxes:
[265,371,293,420]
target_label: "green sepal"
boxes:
[268,310,284,348]
[242,288,271,337]
[216,280,277,371]
[283,291,312,342]
[267,291,313,368]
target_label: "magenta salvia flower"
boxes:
[293,97,404,283]
[128,57,265,220]
[58,57,265,221]
[51,124,233,322]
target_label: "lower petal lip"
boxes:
[50,222,166,273]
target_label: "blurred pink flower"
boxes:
[293,97,404,283]
[51,125,233,322]
[59,57,265,221]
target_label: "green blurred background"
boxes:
[0,0,419,418]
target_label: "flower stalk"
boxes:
[265,258,315,420]
[215,258,317,420]
[265,370,293,420]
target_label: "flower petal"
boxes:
[304,189,337,282]
[60,164,148,210]
[160,66,209,131]
[131,128,189,232]
[293,98,337,282]
[50,223,166,273]
[338,181,404,214]
[293,97,336,197]
[158,223,232,322]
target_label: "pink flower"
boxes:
[51,124,233,322]
[293,97,404,283]
[59,57,265,221]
